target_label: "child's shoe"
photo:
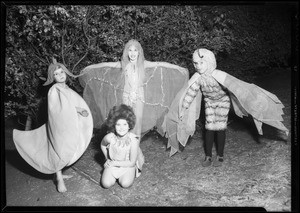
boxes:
[213,156,224,167]
[136,169,142,178]
[202,156,212,167]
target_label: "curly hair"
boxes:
[106,104,136,133]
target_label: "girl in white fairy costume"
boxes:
[163,48,289,166]
[13,59,93,192]
[79,39,188,140]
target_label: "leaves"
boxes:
[5,4,294,123]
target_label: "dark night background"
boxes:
[2,2,299,211]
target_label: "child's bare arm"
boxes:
[81,61,121,72]
[100,135,110,160]
[111,137,139,168]
[144,61,188,75]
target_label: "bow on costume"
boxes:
[163,70,289,157]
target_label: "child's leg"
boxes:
[118,167,136,188]
[216,130,226,157]
[101,167,116,188]
[132,99,144,137]
[213,130,226,167]
[56,170,67,193]
[204,129,214,157]
[202,130,214,167]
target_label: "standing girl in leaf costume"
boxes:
[13,59,93,192]
[163,48,289,166]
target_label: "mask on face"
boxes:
[192,48,217,75]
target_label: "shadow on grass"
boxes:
[229,115,288,143]
[90,127,106,168]
[5,150,52,180]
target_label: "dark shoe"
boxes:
[202,156,212,167]
[136,169,142,178]
[213,156,224,167]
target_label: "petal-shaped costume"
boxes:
[79,60,188,135]
[13,84,93,174]
[106,132,144,178]
[163,70,289,156]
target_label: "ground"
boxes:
[3,68,294,212]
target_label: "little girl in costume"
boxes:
[13,59,93,192]
[185,49,230,167]
[79,39,188,139]
[100,104,144,188]
[163,48,289,166]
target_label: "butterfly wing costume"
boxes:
[78,60,189,135]
[162,49,289,156]
[79,39,189,136]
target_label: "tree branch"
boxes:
[71,8,92,73]
[166,40,193,61]
[61,27,67,65]
[29,42,47,65]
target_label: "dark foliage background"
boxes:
[4,4,297,128]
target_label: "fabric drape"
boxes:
[13,84,93,174]
[163,70,289,156]
[79,61,189,136]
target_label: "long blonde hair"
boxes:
[121,39,145,86]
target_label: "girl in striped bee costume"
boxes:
[163,48,288,167]
[182,49,230,167]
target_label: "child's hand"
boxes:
[79,109,89,117]
[179,67,187,74]
[104,159,115,168]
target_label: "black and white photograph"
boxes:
[1,1,298,212]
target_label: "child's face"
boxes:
[53,68,67,83]
[115,118,130,137]
[193,58,208,74]
[128,45,139,62]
